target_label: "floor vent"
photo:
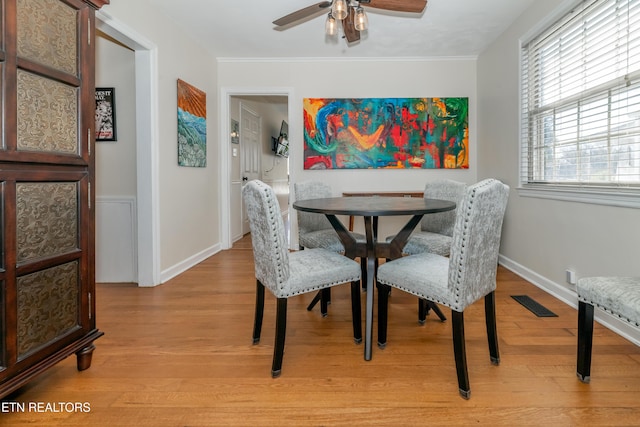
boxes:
[511,295,558,317]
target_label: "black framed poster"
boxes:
[95,87,117,141]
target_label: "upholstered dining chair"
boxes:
[294,181,363,252]
[294,181,367,314]
[376,178,509,399]
[397,179,467,257]
[243,180,362,377]
[386,179,467,323]
[576,276,640,383]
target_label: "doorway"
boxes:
[95,11,160,286]
[222,91,292,249]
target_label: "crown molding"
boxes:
[216,55,478,63]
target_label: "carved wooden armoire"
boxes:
[0,0,108,398]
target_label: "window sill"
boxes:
[517,185,640,209]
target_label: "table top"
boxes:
[342,191,424,198]
[293,196,455,217]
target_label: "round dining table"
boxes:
[293,196,456,361]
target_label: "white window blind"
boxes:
[521,0,640,194]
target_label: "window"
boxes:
[520,0,640,206]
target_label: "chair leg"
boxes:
[418,299,429,324]
[429,302,447,322]
[320,288,330,317]
[272,298,288,378]
[452,310,470,399]
[361,257,367,291]
[577,300,594,383]
[418,299,447,324]
[306,291,321,311]
[377,283,391,348]
[253,280,265,344]
[484,291,500,365]
[350,281,362,344]
[306,289,332,314]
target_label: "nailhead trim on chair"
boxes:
[577,277,640,328]
[279,275,362,298]
[452,180,479,311]
[580,298,640,327]
[259,183,288,291]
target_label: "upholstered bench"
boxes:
[576,276,640,383]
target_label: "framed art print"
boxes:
[95,87,117,141]
[177,79,207,167]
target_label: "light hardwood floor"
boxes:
[3,234,640,426]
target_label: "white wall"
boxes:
[478,0,640,288]
[478,0,639,349]
[95,35,137,197]
[100,0,220,281]
[218,58,478,242]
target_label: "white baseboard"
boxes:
[158,243,223,285]
[499,254,640,346]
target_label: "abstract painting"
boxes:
[177,79,207,167]
[303,97,468,169]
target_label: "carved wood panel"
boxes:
[16,182,78,263]
[16,71,79,154]
[17,0,78,75]
[16,261,80,359]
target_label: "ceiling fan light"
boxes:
[332,0,348,20]
[325,13,337,36]
[354,7,368,31]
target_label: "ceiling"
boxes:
[148,0,536,59]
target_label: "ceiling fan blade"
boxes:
[273,1,332,27]
[342,7,360,43]
[362,0,427,13]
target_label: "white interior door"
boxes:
[240,104,261,234]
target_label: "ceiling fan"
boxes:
[272,0,428,44]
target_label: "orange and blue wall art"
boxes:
[303,97,468,170]
[177,79,207,167]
